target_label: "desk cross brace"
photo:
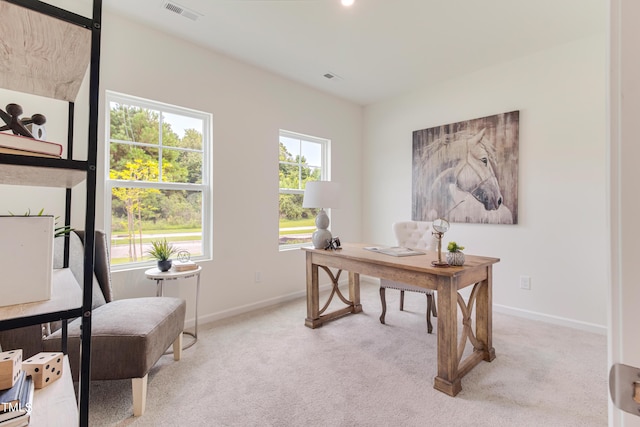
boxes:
[456,282,484,364]
[318,267,351,315]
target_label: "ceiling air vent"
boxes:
[323,72,342,81]
[163,2,200,21]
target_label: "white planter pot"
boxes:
[0,216,54,307]
[446,251,465,266]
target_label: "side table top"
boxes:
[144,266,202,280]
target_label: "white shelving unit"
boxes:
[0,0,101,425]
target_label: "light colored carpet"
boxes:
[88,281,608,426]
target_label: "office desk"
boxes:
[302,243,500,396]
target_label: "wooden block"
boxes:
[23,352,63,389]
[0,349,22,390]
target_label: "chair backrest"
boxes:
[53,230,114,306]
[392,221,437,251]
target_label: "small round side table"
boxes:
[144,266,202,350]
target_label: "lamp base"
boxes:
[312,229,332,249]
[431,261,450,268]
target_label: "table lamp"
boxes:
[303,181,341,249]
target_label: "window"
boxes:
[105,91,211,268]
[279,130,329,249]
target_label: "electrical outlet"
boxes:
[255,271,262,283]
[519,275,531,290]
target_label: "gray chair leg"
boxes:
[431,293,437,317]
[379,287,387,324]
[400,290,405,311]
[426,293,434,334]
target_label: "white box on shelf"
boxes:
[0,216,54,307]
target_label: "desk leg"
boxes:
[434,268,496,397]
[305,254,321,328]
[348,272,363,314]
[476,268,495,362]
[304,253,362,328]
[434,276,462,396]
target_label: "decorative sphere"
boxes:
[315,210,330,229]
[6,103,22,117]
[312,229,332,249]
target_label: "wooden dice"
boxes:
[23,352,63,389]
[0,349,22,390]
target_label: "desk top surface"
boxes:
[302,242,499,277]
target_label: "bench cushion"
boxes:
[43,296,186,380]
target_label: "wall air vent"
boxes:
[163,2,201,21]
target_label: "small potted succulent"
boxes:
[446,241,465,266]
[147,239,178,272]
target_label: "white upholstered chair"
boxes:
[379,221,438,333]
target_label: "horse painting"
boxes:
[412,111,519,224]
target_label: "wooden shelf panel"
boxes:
[0,268,82,323]
[31,355,79,426]
[0,1,91,102]
[0,160,86,188]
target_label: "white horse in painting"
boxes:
[413,128,513,224]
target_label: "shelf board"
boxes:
[0,159,87,188]
[0,0,91,102]
[0,268,82,326]
[31,355,79,426]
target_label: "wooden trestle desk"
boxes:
[303,243,500,397]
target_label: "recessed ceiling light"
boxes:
[341,0,355,6]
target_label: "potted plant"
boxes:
[446,241,465,266]
[147,239,178,272]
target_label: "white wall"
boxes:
[362,35,608,331]
[1,4,608,333]
[1,9,363,327]
[99,12,363,324]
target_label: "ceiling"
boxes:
[102,0,605,106]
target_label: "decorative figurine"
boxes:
[0,103,47,140]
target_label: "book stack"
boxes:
[0,371,34,427]
[173,260,198,272]
[0,132,62,159]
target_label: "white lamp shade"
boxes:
[302,181,341,209]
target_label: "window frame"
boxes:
[105,90,212,270]
[279,129,330,251]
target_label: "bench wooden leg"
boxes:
[173,332,183,361]
[132,374,148,416]
[400,290,405,310]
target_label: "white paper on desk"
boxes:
[363,246,424,257]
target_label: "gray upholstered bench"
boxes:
[44,296,185,415]
[43,230,186,416]
[0,231,186,416]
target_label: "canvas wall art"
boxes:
[412,111,519,224]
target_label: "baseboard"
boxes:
[493,304,606,335]
[187,277,606,336]
[189,282,336,327]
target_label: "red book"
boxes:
[0,132,63,157]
